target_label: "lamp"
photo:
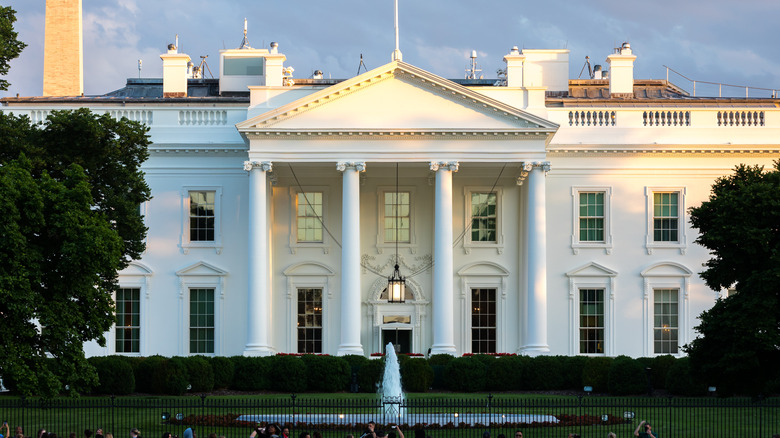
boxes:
[387,163,406,303]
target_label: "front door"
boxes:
[382,328,411,354]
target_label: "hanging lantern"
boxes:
[388,263,406,303]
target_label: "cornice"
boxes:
[243,129,550,140]
[548,148,780,157]
[150,147,247,155]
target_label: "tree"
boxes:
[686,161,780,395]
[0,110,151,397]
[0,6,26,91]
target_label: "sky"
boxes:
[3,0,780,98]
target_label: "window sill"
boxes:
[290,242,330,255]
[645,242,686,255]
[181,242,223,255]
[571,242,612,255]
[464,241,504,255]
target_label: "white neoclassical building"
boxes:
[4,8,779,358]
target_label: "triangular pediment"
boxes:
[566,262,618,278]
[237,61,558,134]
[176,261,228,277]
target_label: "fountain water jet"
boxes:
[380,342,405,418]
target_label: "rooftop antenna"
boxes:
[239,18,252,49]
[137,59,142,78]
[465,50,482,80]
[391,0,402,61]
[198,55,214,78]
[578,56,593,79]
[357,53,368,75]
[175,34,179,51]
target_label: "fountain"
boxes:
[380,342,404,419]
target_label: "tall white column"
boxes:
[522,162,551,355]
[430,161,458,356]
[337,161,366,356]
[243,160,274,356]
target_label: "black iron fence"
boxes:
[0,395,778,438]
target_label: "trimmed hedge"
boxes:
[400,358,434,392]
[79,353,711,396]
[88,356,135,395]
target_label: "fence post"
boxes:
[110,395,116,437]
[290,394,297,434]
[487,394,493,437]
[578,395,583,438]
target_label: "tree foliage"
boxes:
[0,110,151,397]
[0,6,26,91]
[686,161,780,395]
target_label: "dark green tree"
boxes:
[0,6,26,91]
[686,161,780,395]
[0,110,151,397]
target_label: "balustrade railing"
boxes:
[568,110,616,126]
[643,110,690,127]
[179,110,228,126]
[717,110,765,127]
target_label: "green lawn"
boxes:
[0,394,777,438]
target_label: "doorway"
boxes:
[382,328,411,354]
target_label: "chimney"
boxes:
[502,46,525,87]
[606,42,636,98]
[43,0,83,96]
[160,43,191,98]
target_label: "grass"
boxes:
[0,394,777,438]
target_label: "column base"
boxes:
[337,344,364,356]
[518,344,550,356]
[429,344,457,356]
[243,345,275,357]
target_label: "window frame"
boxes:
[645,187,687,254]
[296,287,324,354]
[463,187,504,254]
[114,262,152,356]
[571,186,613,254]
[115,287,142,354]
[189,287,216,355]
[176,261,227,356]
[376,186,417,254]
[470,287,498,354]
[289,187,330,254]
[640,262,692,357]
[458,262,509,354]
[566,262,617,356]
[181,187,223,254]
[283,261,334,354]
[578,288,606,355]
[652,288,680,355]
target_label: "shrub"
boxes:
[582,357,613,393]
[165,357,191,395]
[269,355,307,392]
[301,355,350,392]
[88,356,135,395]
[444,357,486,392]
[182,356,214,392]
[230,356,271,391]
[400,358,434,392]
[561,356,588,390]
[341,355,370,392]
[358,358,384,393]
[428,354,455,367]
[210,356,235,389]
[650,355,677,390]
[608,356,648,395]
[666,357,705,396]
[134,355,166,393]
[524,356,565,390]
[486,356,523,391]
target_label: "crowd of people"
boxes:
[0,420,655,438]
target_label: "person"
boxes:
[514,431,523,438]
[1,421,9,438]
[634,420,656,438]
[567,434,580,438]
[131,430,142,438]
[265,425,280,438]
[162,433,172,438]
[14,427,23,438]
[497,434,505,438]
[608,433,616,438]
[182,428,194,438]
[96,429,104,438]
[359,423,376,438]
[298,432,311,438]
[482,432,490,438]
[281,428,290,438]
[37,429,47,438]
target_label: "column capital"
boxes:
[244,160,273,172]
[336,161,366,172]
[517,161,551,185]
[429,161,459,172]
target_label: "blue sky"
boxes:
[4,0,779,98]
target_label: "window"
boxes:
[579,192,604,242]
[471,193,497,243]
[190,288,215,354]
[223,57,263,75]
[653,192,679,242]
[115,288,140,353]
[645,188,686,254]
[297,192,323,243]
[384,191,410,243]
[579,289,604,354]
[571,187,612,254]
[654,289,679,354]
[189,191,215,241]
[297,288,323,353]
[471,288,496,353]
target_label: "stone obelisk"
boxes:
[43,0,83,96]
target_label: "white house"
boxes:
[3,3,778,359]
